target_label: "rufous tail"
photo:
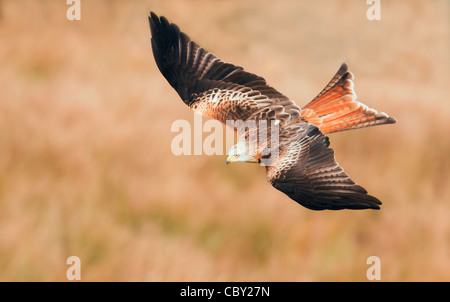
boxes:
[299,63,396,134]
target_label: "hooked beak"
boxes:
[226,157,233,165]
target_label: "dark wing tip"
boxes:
[148,12,160,35]
[347,193,382,210]
[148,12,177,41]
[302,193,382,211]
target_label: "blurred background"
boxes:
[0,0,449,281]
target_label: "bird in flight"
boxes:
[148,12,396,210]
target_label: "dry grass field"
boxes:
[0,0,449,281]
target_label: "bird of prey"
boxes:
[148,12,396,210]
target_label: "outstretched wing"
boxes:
[148,12,300,127]
[266,123,381,210]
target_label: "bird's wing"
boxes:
[148,12,301,127]
[266,123,381,210]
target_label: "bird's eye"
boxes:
[235,154,240,158]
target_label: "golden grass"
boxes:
[0,0,449,281]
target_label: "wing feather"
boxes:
[148,12,300,126]
[266,123,382,210]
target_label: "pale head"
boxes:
[226,141,260,164]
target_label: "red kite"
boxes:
[148,12,396,210]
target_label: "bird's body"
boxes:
[148,12,396,210]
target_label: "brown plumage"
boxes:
[148,12,396,210]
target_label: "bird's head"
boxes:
[226,142,260,165]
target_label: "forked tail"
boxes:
[300,63,396,134]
